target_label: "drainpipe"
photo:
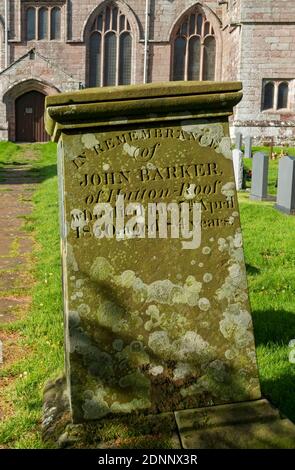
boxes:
[4,0,9,68]
[143,0,150,83]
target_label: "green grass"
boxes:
[0,143,294,447]
[239,193,295,422]
[243,157,278,195]
[0,142,25,168]
[0,142,63,448]
[242,146,295,195]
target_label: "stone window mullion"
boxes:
[200,41,205,80]
[274,82,279,110]
[48,7,52,41]
[36,7,39,40]
[200,13,205,80]
[184,38,189,81]
[101,9,106,86]
[116,32,120,86]
[100,34,105,86]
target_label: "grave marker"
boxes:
[232,149,243,190]
[45,82,261,424]
[244,136,253,158]
[250,152,269,201]
[276,156,295,215]
[235,132,242,151]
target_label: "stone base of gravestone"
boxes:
[42,375,181,449]
[42,375,295,449]
[276,205,295,215]
[176,400,295,449]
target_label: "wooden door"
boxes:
[15,91,50,142]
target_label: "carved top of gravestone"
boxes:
[45,81,242,141]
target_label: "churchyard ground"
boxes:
[0,142,294,448]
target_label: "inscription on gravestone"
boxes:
[45,82,261,423]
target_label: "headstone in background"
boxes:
[232,149,244,190]
[276,156,295,215]
[250,152,269,201]
[244,136,253,158]
[45,81,261,424]
[235,132,242,151]
[269,139,274,161]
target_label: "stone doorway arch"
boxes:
[3,79,59,142]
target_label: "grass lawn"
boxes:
[0,142,294,448]
[242,146,295,196]
[0,142,63,448]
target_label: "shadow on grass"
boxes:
[252,309,295,346]
[252,309,295,423]
[261,372,295,424]
[0,161,31,167]
[246,264,260,275]
[0,164,57,185]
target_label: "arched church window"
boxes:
[119,32,132,85]
[277,82,289,109]
[38,8,48,40]
[89,33,101,87]
[26,7,36,41]
[262,80,291,111]
[172,9,216,81]
[188,37,200,80]
[25,5,62,41]
[51,7,61,40]
[203,36,216,81]
[262,82,274,110]
[89,4,132,87]
[173,37,186,81]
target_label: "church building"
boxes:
[0,1,294,143]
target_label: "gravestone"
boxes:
[244,136,253,158]
[250,152,269,201]
[232,149,243,190]
[45,82,262,425]
[235,132,242,151]
[276,156,295,215]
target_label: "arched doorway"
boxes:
[15,91,49,142]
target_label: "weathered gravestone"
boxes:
[44,82,295,448]
[232,149,243,191]
[250,152,269,201]
[235,132,242,151]
[45,82,261,422]
[244,136,253,159]
[276,156,295,215]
